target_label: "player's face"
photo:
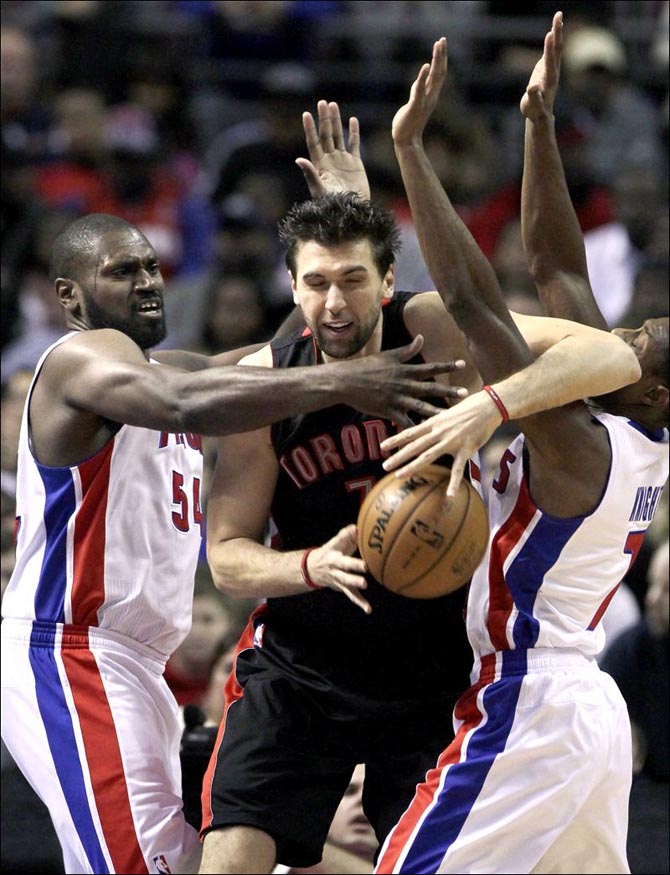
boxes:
[611,318,668,380]
[291,239,394,361]
[80,229,167,350]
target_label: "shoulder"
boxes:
[45,328,147,373]
[239,344,273,368]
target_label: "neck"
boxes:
[590,399,664,433]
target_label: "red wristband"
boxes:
[482,385,509,423]
[301,548,323,590]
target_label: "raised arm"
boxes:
[392,37,534,385]
[520,11,608,329]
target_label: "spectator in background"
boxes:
[1,25,53,350]
[601,541,669,875]
[1,209,72,382]
[34,88,109,213]
[97,103,214,280]
[164,569,239,711]
[561,24,664,188]
[1,24,51,163]
[200,271,272,355]
[204,61,318,220]
[0,369,32,497]
[584,164,667,326]
[280,764,376,875]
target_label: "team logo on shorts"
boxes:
[152,854,172,874]
[254,622,265,648]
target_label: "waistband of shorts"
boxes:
[1,618,168,674]
[473,647,597,684]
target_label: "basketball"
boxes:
[357,465,489,598]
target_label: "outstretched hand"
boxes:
[296,99,371,200]
[339,334,468,429]
[392,37,447,148]
[520,10,564,121]
[379,389,504,497]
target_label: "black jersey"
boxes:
[265,292,473,705]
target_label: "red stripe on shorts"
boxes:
[61,632,148,873]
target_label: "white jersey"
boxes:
[467,410,669,661]
[375,410,667,875]
[2,333,204,659]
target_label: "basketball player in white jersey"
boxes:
[0,212,478,875]
[375,15,668,874]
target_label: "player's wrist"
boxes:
[482,385,509,424]
[301,548,324,590]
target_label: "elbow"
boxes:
[206,542,248,599]
[611,340,642,387]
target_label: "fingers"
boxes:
[327,101,346,151]
[410,359,467,378]
[381,420,427,454]
[317,99,335,153]
[295,157,321,192]
[348,116,361,157]
[302,112,322,162]
[445,453,466,498]
[394,334,424,362]
[341,585,372,614]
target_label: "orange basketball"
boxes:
[357,465,489,598]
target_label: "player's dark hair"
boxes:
[278,192,402,279]
[49,213,138,282]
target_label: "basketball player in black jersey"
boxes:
[197,86,641,871]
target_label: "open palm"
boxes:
[392,37,448,147]
[296,100,370,199]
[520,11,564,120]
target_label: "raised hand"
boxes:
[392,37,447,148]
[379,389,503,496]
[520,10,564,121]
[296,99,371,200]
[335,334,468,429]
[305,524,371,613]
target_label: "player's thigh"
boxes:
[205,671,355,868]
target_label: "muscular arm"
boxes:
[520,12,608,329]
[382,325,640,488]
[206,349,371,612]
[33,329,465,466]
[393,39,534,385]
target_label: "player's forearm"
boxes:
[521,115,607,329]
[207,539,314,600]
[394,142,504,320]
[491,330,641,420]
[176,365,345,435]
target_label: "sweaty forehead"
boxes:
[95,228,154,266]
[295,239,377,275]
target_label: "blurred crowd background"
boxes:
[1,2,668,873]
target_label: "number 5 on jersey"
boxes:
[171,471,204,533]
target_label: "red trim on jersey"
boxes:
[376,668,489,873]
[587,583,621,631]
[200,604,267,833]
[61,631,148,874]
[469,459,481,483]
[71,442,113,626]
[486,477,537,650]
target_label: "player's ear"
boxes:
[289,271,300,305]
[646,383,669,411]
[382,265,395,299]
[55,278,80,313]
